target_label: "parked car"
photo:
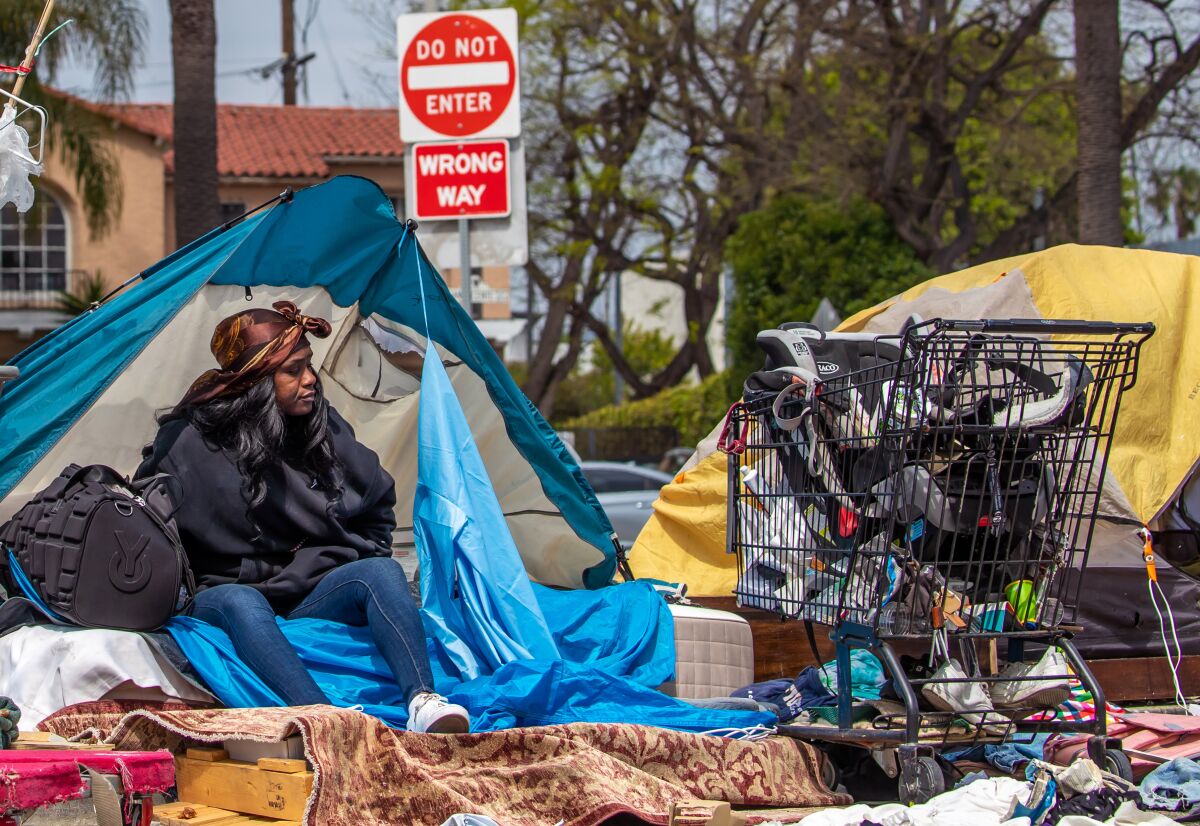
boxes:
[579,461,674,550]
[656,446,693,475]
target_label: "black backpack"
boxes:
[0,464,194,631]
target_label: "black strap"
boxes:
[998,356,1092,402]
[612,535,635,582]
[804,618,829,678]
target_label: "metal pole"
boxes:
[281,0,297,105]
[613,274,624,405]
[459,218,473,317]
[722,263,733,371]
[524,266,534,363]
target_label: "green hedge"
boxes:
[559,371,735,447]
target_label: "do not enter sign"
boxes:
[398,9,520,143]
[411,141,512,221]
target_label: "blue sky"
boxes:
[53,0,397,107]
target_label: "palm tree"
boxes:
[169,0,218,247]
[1074,0,1125,245]
[0,1,146,237]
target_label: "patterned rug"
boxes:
[41,702,849,825]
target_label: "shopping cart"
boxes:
[724,318,1154,802]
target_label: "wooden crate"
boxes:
[174,755,314,821]
[154,802,300,826]
[10,730,115,750]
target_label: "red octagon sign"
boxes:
[401,14,516,139]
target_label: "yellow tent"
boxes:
[629,244,1200,596]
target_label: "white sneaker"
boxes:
[990,647,1072,709]
[406,692,470,734]
[922,658,1006,729]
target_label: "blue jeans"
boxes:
[189,557,435,706]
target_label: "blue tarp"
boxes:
[167,579,772,732]
[412,311,560,680]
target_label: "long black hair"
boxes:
[159,376,342,508]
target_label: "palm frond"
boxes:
[0,0,146,101]
[52,0,146,101]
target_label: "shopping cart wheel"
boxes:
[898,755,944,804]
[1102,748,1134,782]
[818,750,842,791]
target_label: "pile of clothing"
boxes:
[1139,758,1200,818]
[731,650,889,721]
[794,757,1180,826]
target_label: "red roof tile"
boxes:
[92,101,403,178]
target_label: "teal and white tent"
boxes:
[0,176,619,589]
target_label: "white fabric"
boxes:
[0,625,215,728]
[799,777,1031,826]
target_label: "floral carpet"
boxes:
[40,701,849,825]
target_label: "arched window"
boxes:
[0,194,68,298]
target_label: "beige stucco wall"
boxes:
[42,125,168,295]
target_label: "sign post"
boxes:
[398,8,522,318]
[459,218,471,313]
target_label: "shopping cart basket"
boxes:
[725,318,1154,802]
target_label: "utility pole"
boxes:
[612,275,624,406]
[281,0,296,105]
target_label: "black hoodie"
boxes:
[136,407,397,613]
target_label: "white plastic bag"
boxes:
[0,103,42,213]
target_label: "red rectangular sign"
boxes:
[412,140,511,220]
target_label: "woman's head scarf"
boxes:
[179,300,332,407]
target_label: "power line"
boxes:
[135,60,287,89]
[316,14,351,104]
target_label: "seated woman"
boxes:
[137,301,468,733]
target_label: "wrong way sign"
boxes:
[411,141,511,220]
[405,138,529,267]
[397,9,520,143]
